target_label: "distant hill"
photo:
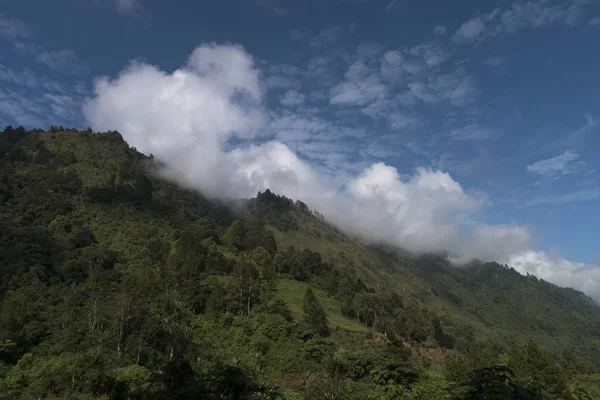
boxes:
[1,126,599,399]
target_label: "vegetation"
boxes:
[1,126,600,399]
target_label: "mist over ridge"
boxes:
[83,43,600,300]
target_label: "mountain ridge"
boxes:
[1,126,600,399]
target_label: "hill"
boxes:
[1,126,600,399]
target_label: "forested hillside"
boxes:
[1,126,600,399]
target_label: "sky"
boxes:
[1,0,600,298]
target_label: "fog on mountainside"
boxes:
[1,127,600,398]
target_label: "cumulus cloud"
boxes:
[453,224,532,264]
[84,44,266,197]
[82,42,599,299]
[346,163,480,252]
[510,251,600,300]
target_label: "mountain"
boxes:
[1,126,600,399]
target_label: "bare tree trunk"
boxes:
[240,287,244,316]
[136,341,141,364]
[247,285,252,317]
[88,298,97,333]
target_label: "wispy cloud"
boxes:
[484,56,509,74]
[0,63,66,92]
[590,17,600,26]
[527,150,582,177]
[452,0,591,45]
[310,26,343,49]
[0,64,38,87]
[433,25,447,35]
[409,41,451,67]
[279,89,305,106]
[0,13,31,44]
[0,88,45,127]
[78,0,146,17]
[113,0,144,16]
[448,123,499,141]
[0,87,83,128]
[36,49,90,75]
[525,187,600,206]
[558,113,598,146]
[254,0,289,15]
[0,14,89,76]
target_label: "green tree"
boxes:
[223,220,247,251]
[232,257,261,316]
[303,288,329,337]
[464,365,543,400]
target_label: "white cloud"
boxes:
[407,69,479,107]
[433,25,447,35]
[346,163,484,252]
[82,42,599,299]
[36,49,90,75]
[254,0,289,16]
[279,90,305,106]
[78,0,145,17]
[114,0,144,15]
[510,251,600,300]
[388,112,420,130]
[590,17,600,26]
[525,187,600,206]
[452,0,591,45]
[0,13,31,44]
[484,56,507,68]
[310,26,343,49]
[84,43,264,171]
[0,64,38,87]
[526,150,581,177]
[448,123,498,141]
[562,114,597,144]
[453,16,487,44]
[409,42,450,67]
[0,88,44,127]
[0,86,82,128]
[44,94,78,118]
[380,50,405,83]
[452,224,532,264]
[329,61,388,107]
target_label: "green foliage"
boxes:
[464,365,543,400]
[303,288,329,337]
[114,364,151,394]
[224,220,248,251]
[1,127,600,399]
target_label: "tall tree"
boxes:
[303,288,329,337]
[223,220,247,252]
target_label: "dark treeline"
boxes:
[1,126,600,399]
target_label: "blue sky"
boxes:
[1,0,600,296]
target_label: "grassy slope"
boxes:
[276,279,368,333]
[269,204,600,363]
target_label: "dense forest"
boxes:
[1,126,600,399]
